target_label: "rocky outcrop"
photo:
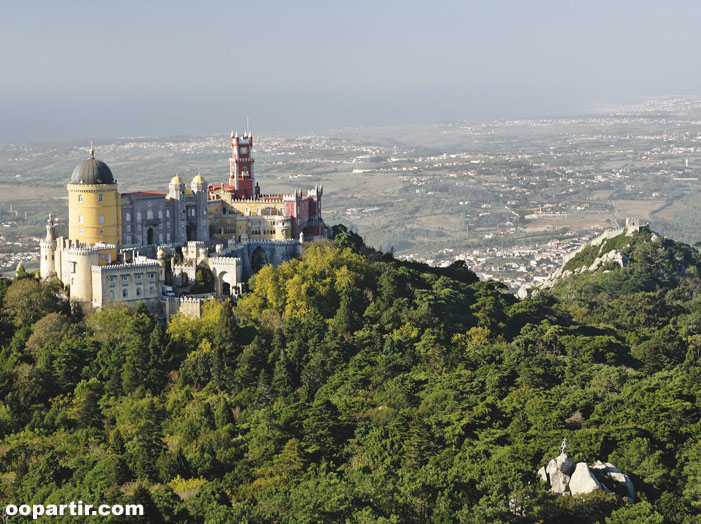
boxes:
[587,250,628,272]
[538,454,634,502]
[546,453,575,494]
[592,461,635,503]
[517,220,647,298]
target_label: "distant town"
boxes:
[1,95,700,288]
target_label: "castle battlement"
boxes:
[65,244,116,256]
[243,239,300,246]
[209,256,240,265]
[92,261,161,273]
[179,295,214,304]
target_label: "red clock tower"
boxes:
[228,131,259,198]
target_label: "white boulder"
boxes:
[538,466,547,482]
[569,462,604,495]
[610,472,635,503]
[547,453,575,493]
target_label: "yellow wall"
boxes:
[67,183,121,247]
[209,193,287,216]
[208,201,291,241]
[208,196,291,241]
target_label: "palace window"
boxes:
[109,290,115,300]
[78,215,83,224]
[158,210,163,219]
[136,287,142,297]
[98,194,104,202]
[126,235,131,244]
[78,194,83,202]
[166,209,170,218]
[149,286,155,296]
[137,212,142,221]
[159,233,164,243]
[149,272,156,282]
[79,228,83,235]
[99,214,104,224]
[122,275,129,285]
[127,224,131,232]
[147,210,153,220]
[99,228,104,234]
[136,274,142,284]
[109,276,115,287]
[126,212,131,222]
[69,261,76,274]
[166,232,171,242]
[122,289,128,298]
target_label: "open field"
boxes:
[614,199,667,220]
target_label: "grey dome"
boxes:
[70,149,115,185]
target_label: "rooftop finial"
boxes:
[89,140,94,159]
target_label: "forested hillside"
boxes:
[0,225,700,523]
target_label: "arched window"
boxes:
[147,210,153,220]
[158,210,163,219]
[126,212,131,222]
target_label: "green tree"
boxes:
[3,277,59,326]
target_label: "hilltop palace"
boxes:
[40,132,328,316]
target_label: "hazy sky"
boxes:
[2,0,701,143]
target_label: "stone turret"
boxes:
[191,174,210,242]
[40,214,57,279]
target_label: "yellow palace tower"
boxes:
[67,147,121,248]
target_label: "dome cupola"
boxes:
[70,148,115,185]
